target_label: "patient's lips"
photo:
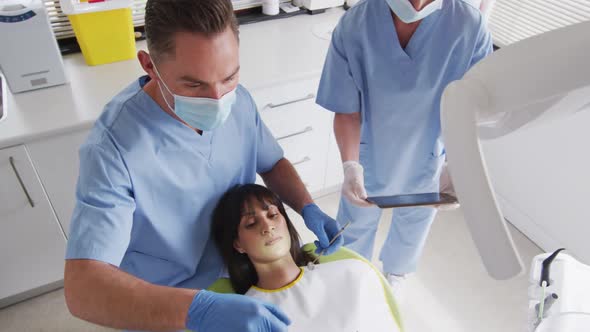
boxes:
[265,236,283,246]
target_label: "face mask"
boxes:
[385,0,443,23]
[153,64,237,131]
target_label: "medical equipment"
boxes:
[307,221,351,270]
[261,0,280,15]
[528,251,590,331]
[366,192,458,208]
[440,18,590,331]
[533,248,565,325]
[299,0,344,12]
[0,0,67,93]
[535,293,558,321]
[60,0,136,66]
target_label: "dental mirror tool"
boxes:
[307,221,351,271]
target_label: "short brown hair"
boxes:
[145,0,239,62]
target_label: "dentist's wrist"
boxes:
[185,290,208,330]
[301,202,318,216]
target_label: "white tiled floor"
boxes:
[0,191,542,332]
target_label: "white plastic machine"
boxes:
[295,0,344,12]
[440,21,590,331]
[0,0,67,93]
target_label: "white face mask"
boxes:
[153,64,237,131]
[385,0,444,23]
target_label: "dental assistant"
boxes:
[63,1,342,331]
[317,0,493,293]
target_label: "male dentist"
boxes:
[64,1,342,331]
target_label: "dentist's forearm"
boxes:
[64,259,197,331]
[261,158,313,213]
[334,112,361,162]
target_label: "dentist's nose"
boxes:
[208,84,224,100]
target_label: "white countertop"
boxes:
[0,8,343,149]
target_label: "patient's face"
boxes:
[234,199,292,263]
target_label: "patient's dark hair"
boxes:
[212,184,314,294]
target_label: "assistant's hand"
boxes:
[186,290,290,332]
[342,161,374,207]
[302,203,343,255]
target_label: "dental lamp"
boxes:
[440,20,590,331]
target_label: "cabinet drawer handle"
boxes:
[292,156,311,166]
[277,126,313,141]
[264,93,315,110]
[9,156,35,208]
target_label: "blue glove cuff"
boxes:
[301,202,318,219]
[186,290,212,330]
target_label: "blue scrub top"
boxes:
[317,0,492,195]
[66,76,283,290]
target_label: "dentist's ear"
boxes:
[137,50,157,80]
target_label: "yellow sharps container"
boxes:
[60,0,136,66]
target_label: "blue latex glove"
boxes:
[186,290,290,332]
[301,203,343,255]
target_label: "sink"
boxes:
[0,73,6,123]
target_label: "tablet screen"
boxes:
[366,193,458,208]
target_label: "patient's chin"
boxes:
[252,240,292,263]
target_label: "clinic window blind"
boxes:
[488,0,590,47]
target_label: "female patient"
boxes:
[211,184,400,331]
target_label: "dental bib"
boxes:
[245,259,400,331]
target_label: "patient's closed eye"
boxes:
[245,219,256,228]
[267,205,280,219]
